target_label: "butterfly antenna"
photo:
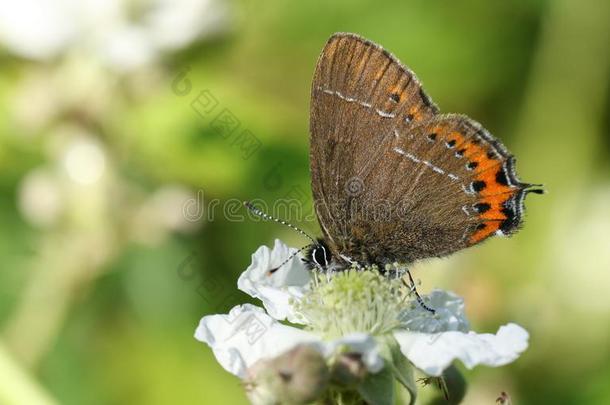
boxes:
[243,201,317,244]
[268,244,313,275]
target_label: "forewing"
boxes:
[310,33,438,256]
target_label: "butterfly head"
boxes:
[305,239,333,270]
[243,201,337,272]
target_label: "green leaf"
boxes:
[425,366,467,405]
[386,336,417,405]
[356,335,418,405]
[443,365,468,405]
[357,366,395,405]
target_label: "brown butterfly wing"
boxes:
[310,33,536,264]
[354,114,538,263]
[310,33,437,256]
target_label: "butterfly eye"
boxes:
[324,246,332,263]
[312,246,329,267]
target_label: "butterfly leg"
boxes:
[338,254,363,270]
[301,258,326,273]
[300,258,324,286]
[404,270,435,314]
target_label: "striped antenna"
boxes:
[243,201,317,245]
[269,244,313,274]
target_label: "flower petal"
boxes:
[237,239,310,323]
[400,289,470,333]
[195,304,385,378]
[393,323,529,376]
[195,304,319,378]
[323,333,384,373]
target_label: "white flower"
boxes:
[195,239,529,401]
[0,0,229,71]
[237,239,311,324]
[195,304,382,379]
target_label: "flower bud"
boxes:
[245,345,330,405]
[330,352,368,387]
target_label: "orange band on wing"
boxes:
[469,221,502,244]
[463,140,523,245]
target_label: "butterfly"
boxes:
[302,32,542,271]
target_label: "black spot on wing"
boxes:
[496,169,509,186]
[474,203,491,213]
[472,180,486,192]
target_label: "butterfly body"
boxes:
[309,33,542,269]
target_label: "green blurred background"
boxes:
[1,0,609,404]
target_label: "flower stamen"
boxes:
[293,266,414,339]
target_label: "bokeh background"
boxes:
[1,0,609,404]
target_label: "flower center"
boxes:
[292,265,413,339]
